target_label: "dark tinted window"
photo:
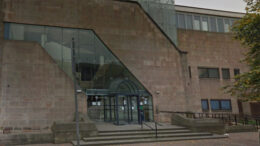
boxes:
[186,15,193,29]
[217,18,224,32]
[210,100,220,110]
[201,100,209,111]
[208,68,219,78]
[210,17,217,32]
[221,100,232,110]
[222,68,230,79]
[199,68,208,78]
[234,69,240,76]
[199,67,219,79]
[178,14,186,29]
[210,100,232,111]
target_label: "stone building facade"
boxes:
[0,0,249,132]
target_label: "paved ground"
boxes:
[12,132,259,146]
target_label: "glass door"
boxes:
[115,95,128,125]
[129,96,138,123]
[114,95,140,125]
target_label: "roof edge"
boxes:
[175,5,245,18]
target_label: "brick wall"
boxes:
[178,29,248,113]
[2,0,188,123]
[0,40,77,131]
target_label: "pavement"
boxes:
[10,132,259,146]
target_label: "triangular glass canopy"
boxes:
[5,23,150,96]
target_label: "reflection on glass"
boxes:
[224,19,230,32]
[217,18,224,32]
[210,17,217,32]
[202,17,208,31]
[186,15,193,29]
[193,16,201,30]
[5,23,154,123]
[178,14,185,29]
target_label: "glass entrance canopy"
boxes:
[4,23,154,124]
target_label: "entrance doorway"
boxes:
[87,93,153,125]
[113,95,139,125]
[87,79,153,125]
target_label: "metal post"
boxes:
[71,38,80,146]
[235,115,237,125]
[155,122,158,138]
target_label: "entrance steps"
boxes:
[72,126,228,145]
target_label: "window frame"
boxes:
[193,15,201,30]
[198,67,220,79]
[177,13,186,29]
[201,16,209,31]
[201,99,209,111]
[222,68,230,80]
[210,99,232,111]
[234,68,240,76]
[186,14,193,30]
[217,17,224,32]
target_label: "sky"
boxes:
[175,0,247,13]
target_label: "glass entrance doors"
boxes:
[87,94,153,125]
[114,95,139,125]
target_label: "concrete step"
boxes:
[72,135,228,146]
[84,132,212,141]
[98,127,187,133]
[98,129,192,136]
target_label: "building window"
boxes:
[217,18,224,32]
[210,100,232,111]
[176,12,239,33]
[186,15,193,29]
[234,69,240,76]
[193,15,201,30]
[224,19,230,32]
[201,99,209,111]
[202,16,209,31]
[189,66,192,78]
[198,67,220,79]
[178,14,186,29]
[210,17,217,32]
[222,68,230,79]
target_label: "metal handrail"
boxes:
[141,121,158,138]
[163,111,260,129]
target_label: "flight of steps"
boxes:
[72,126,228,145]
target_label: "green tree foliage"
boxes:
[225,0,260,101]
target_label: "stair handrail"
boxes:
[162,111,260,129]
[141,121,158,138]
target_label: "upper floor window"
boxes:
[193,15,201,30]
[234,69,240,76]
[186,15,193,29]
[222,68,230,79]
[202,16,209,31]
[210,17,217,32]
[198,67,220,79]
[224,19,230,32]
[176,12,240,33]
[217,18,224,32]
[177,13,186,29]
